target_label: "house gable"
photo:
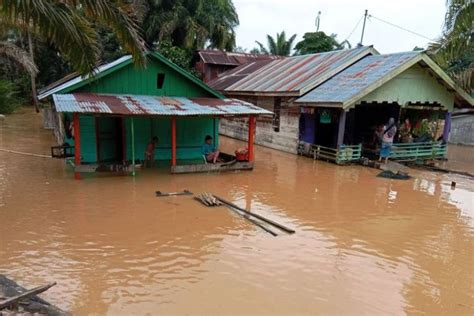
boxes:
[357,64,455,111]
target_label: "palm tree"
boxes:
[142,0,238,51]
[0,40,37,74]
[0,0,146,76]
[428,0,473,92]
[255,31,297,56]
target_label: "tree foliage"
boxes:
[428,0,473,92]
[294,31,343,55]
[255,31,297,56]
[0,79,20,114]
[142,0,238,51]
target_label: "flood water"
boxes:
[1,111,473,315]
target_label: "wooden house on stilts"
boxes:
[38,53,271,179]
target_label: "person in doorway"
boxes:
[379,118,397,164]
[399,118,413,143]
[202,135,220,163]
[144,136,158,168]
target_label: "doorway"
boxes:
[96,117,124,163]
[314,108,339,148]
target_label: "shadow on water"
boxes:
[0,111,473,315]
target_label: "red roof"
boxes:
[197,49,280,66]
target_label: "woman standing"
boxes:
[379,118,397,164]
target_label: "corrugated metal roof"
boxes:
[208,46,377,96]
[207,59,275,91]
[198,50,279,66]
[38,55,132,100]
[295,52,422,106]
[53,93,273,116]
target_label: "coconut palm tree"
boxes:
[0,40,37,74]
[255,31,297,56]
[0,0,146,76]
[142,0,238,51]
[429,0,473,92]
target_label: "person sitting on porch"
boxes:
[202,135,220,163]
[144,136,158,168]
[379,118,397,164]
[399,118,413,143]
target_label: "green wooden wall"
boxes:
[75,58,215,97]
[360,64,455,111]
[123,117,219,162]
[69,115,219,163]
[64,114,97,163]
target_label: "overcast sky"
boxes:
[233,0,446,54]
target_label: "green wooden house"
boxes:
[38,52,271,179]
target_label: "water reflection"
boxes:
[0,112,473,315]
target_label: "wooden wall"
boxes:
[220,96,300,154]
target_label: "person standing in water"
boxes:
[144,136,158,168]
[202,135,220,163]
[379,118,397,164]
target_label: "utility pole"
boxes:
[315,11,321,31]
[359,9,368,46]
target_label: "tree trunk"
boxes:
[27,31,39,113]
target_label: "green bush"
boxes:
[0,80,20,114]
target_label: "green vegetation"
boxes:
[142,0,239,51]
[429,0,473,93]
[255,31,297,56]
[294,31,345,55]
[0,79,20,114]
[0,0,239,110]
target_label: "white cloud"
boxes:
[233,0,446,53]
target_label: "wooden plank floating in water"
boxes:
[214,195,296,234]
[195,193,278,236]
[156,190,193,197]
[0,282,56,310]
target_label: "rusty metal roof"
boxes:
[53,93,273,116]
[208,46,378,96]
[198,49,279,66]
[295,51,456,108]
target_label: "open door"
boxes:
[96,117,124,163]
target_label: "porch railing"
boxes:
[298,142,362,164]
[389,141,447,160]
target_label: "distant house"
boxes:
[195,49,280,83]
[208,46,473,163]
[38,52,271,179]
[449,109,474,145]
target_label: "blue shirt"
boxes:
[201,143,215,155]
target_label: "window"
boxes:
[157,73,165,89]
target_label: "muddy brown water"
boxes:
[0,111,473,315]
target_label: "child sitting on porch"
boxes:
[202,135,220,163]
[144,136,158,168]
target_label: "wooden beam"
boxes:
[337,110,346,147]
[0,282,56,310]
[131,117,136,176]
[73,113,81,180]
[171,117,177,166]
[248,115,256,162]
